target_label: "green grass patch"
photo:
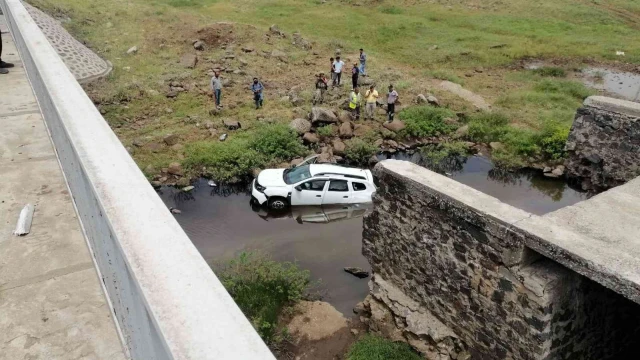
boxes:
[346,335,422,360]
[345,138,377,166]
[533,79,593,100]
[532,66,566,77]
[379,6,403,15]
[400,106,458,138]
[216,251,310,343]
[428,69,464,85]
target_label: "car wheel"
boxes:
[268,197,288,210]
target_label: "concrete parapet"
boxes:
[0,0,273,358]
[565,95,640,191]
[363,160,640,359]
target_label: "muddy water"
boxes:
[582,67,640,102]
[158,157,586,316]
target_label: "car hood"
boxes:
[257,169,287,187]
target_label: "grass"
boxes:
[346,335,422,360]
[399,106,458,138]
[28,0,639,174]
[215,251,310,343]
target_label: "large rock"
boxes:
[358,76,374,87]
[317,147,336,163]
[193,40,205,51]
[303,132,319,144]
[290,118,312,135]
[223,119,241,130]
[383,120,406,133]
[332,139,346,156]
[338,110,352,123]
[167,162,183,176]
[126,46,138,55]
[453,125,469,139]
[416,94,428,104]
[163,134,180,146]
[427,95,440,106]
[339,122,353,138]
[269,24,286,37]
[271,49,288,62]
[353,124,373,137]
[180,53,198,69]
[311,107,339,124]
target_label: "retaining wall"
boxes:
[565,96,640,191]
[0,0,274,358]
[361,160,640,359]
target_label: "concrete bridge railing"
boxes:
[1,0,274,358]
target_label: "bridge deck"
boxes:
[0,14,124,359]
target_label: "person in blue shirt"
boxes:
[359,49,367,76]
[251,78,264,109]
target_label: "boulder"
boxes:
[204,121,214,129]
[290,118,312,135]
[271,49,288,62]
[338,110,352,123]
[317,147,336,163]
[146,143,163,153]
[416,94,428,104]
[171,144,184,151]
[241,46,255,53]
[427,95,439,106]
[167,162,183,176]
[344,267,370,279]
[358,76,374,87]
[269,24,285,37]
[386,140,399,149]
[383,120,406,132]
[353,124,373,137]
[489,142,504,151]
[132,139,144,147]
[453,125,469,139]
[223,119,241,130]
[180,53,198,69]
[163,134,180,146]
[219,133,228,141]
[209,108,222,116]
[193,41,205,51]
[311,107,339,124]
[339,122,353,138]
[166,90,179,98]
[303,132,319,144]
[290,95,304,107]
[126,46,138,55]
[332,139,346,156]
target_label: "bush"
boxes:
[466,112,510,143]
[532,67,566,77]
[533,79,593,101]
[316,124,336,138]
[346,335,422,360]
[184,138,264,181]
[420,141,470,173]
[345,138,377,165]
[538,121,570,160]
[250,124,306,162]
[217,251,310,343]
[400,106,457,138]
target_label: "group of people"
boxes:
[210,71,265,110]
[0,32,15,75]
[210,47,399,122]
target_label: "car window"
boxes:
[300,180,327,191]
[352,182,367,191]
[328,180,349,192]
[284,165,312,184]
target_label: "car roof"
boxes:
[309,164,370,180]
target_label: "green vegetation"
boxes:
[346,335,422,360]
[316,124,336,138]
[400,106,457,138]
[250,124,306,162]
[345,138,377,165]
[216,251,310,343]
[532,67,566,78]
[427,69,464,85]
[420,141,470,173]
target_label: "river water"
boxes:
[158,156,587,316]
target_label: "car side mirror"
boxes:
[295,185,302,191]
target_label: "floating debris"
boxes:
[169,207,181,214]
[208,180,217,187]
[13,204,35,236]
[182,185,195,192]
[344,267,370,279]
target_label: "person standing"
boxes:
[364,85,379,120]
[386,85,399,122]
[210,71,223,109]
[333,56,345,86]
[251,78,264,109]
[351,63,359,90]
[330,57,336,86]
[0,31,15,75]
[359,49,367,76]
[349,87,362,120]
[314,73,328,105]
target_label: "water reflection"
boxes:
[251,203,373,224]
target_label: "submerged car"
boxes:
[251,203,373,224]
[252,157,376,209]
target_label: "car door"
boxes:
[290,179,328,206]
[350,181,373,204]
[295,154,319,167]
[322,179,352,205]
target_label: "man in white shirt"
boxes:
[386,85,399,122]
[333,56,345,86]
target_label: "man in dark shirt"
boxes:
[0,31,15,75]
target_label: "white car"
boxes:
[252,157,376,210]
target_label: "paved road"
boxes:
[0,14,125,359]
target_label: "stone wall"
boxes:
[565,96,640,191]
[361,160,640,359]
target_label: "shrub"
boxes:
[533,79,593,101]
[346,335,422,360]
[400,106,457,138]
[466,112,510,143]
[316,124,336,138]
[345,138,378,165]
[250,124,306,162]
[538,121,570,160]
[216,251,310,343]
[532,67,566,77]
[184,138,264,181]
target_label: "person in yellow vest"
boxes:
[349,87,362,120]
[364,85,379,120]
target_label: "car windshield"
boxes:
[283,165,312,184]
